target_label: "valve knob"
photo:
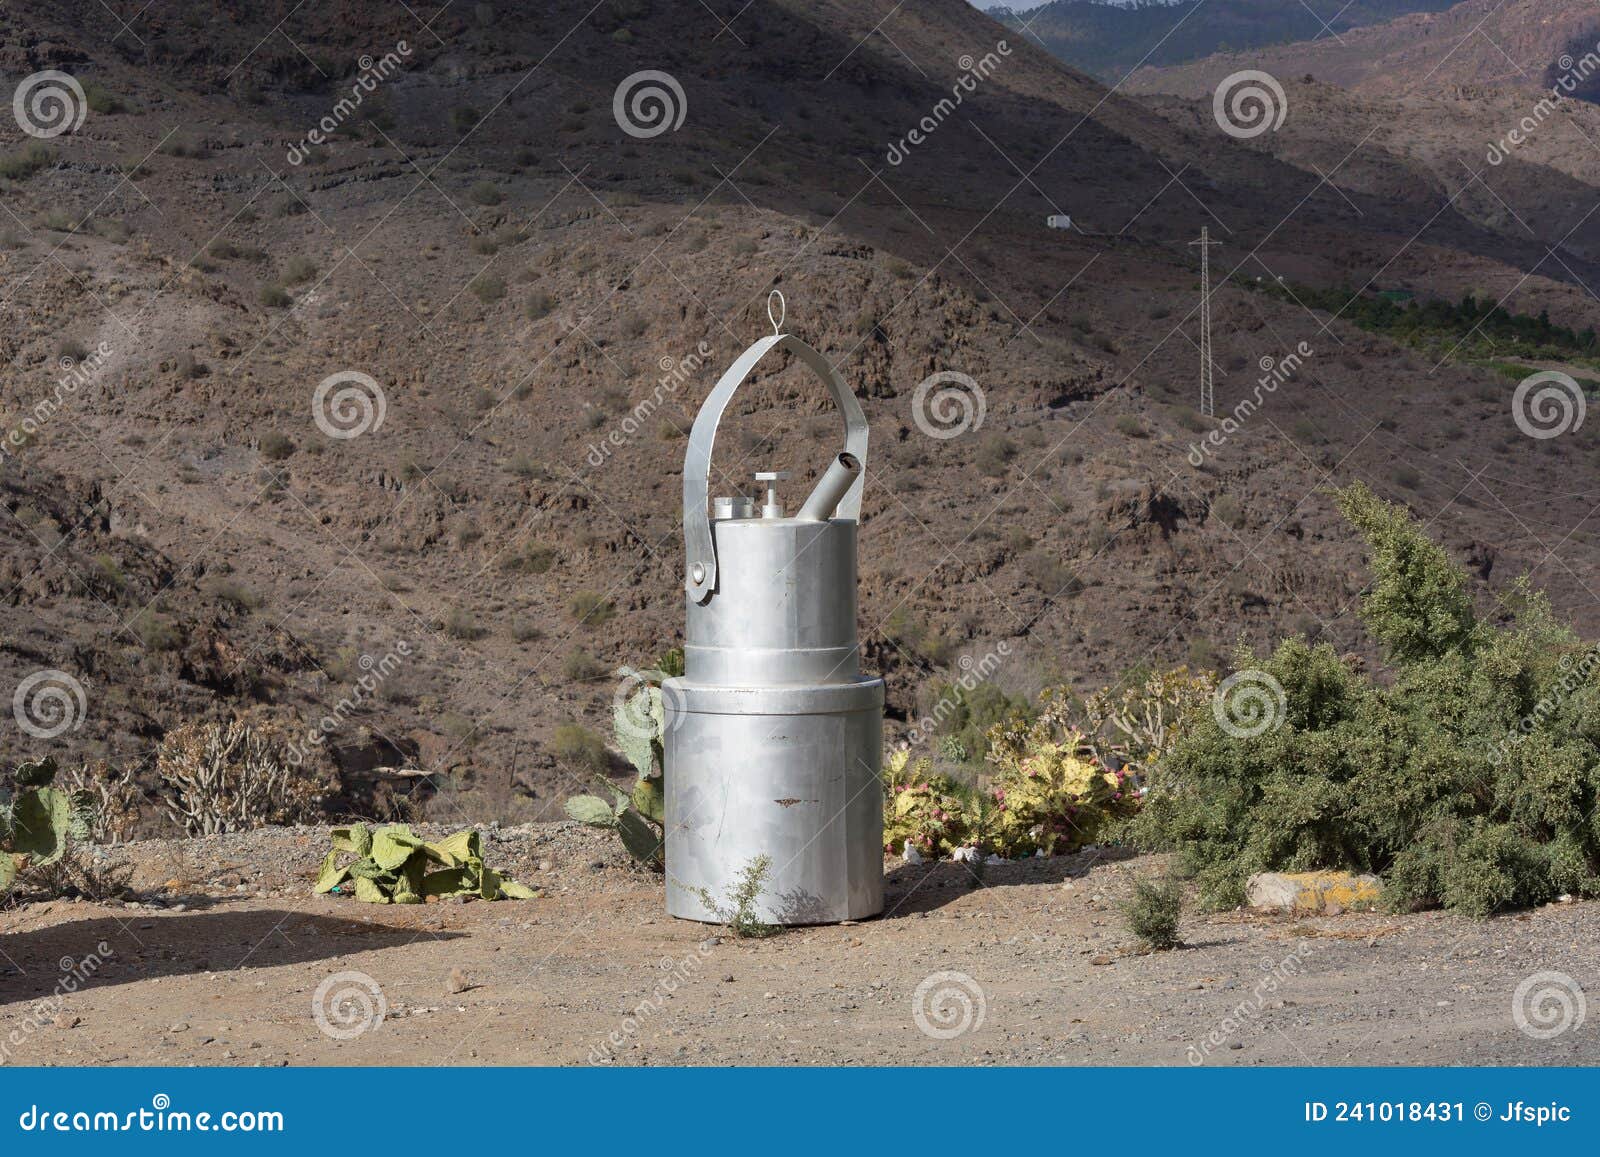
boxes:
[754,471,790,519]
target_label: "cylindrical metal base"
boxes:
[663,677,884,925]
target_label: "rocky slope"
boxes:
[1,0,1598,825]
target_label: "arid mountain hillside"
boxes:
[3,0,1599,826]
[988,0,1459,83]
[1128,0,1600,98]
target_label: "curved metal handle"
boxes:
[683,333,869,602]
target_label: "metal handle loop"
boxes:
[682,333,869,602]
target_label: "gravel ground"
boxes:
[1,823,1596,1066]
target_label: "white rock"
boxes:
[901,841,923,865]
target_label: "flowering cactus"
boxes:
[986,732,1133,856]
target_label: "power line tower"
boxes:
[1190,227,1222,418]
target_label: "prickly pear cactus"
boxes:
[562,664,667,870]
[1,758,93,895]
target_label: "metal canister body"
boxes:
[665,318,883,925]
[664,677,884,924]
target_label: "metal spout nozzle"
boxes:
[796,452,862,522]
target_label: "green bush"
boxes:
[1128,482,1600,916]
[569,591,615,624]
[470,273,506,302]
[561,650,605,682]
[975,433,1016,477]
[1123,876,1183,949]
[914,678,1031,765]
[258,431,294,460]
[552,722,610,773]
[0,143,54,180]
[280,255,317,285]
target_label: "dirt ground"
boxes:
[1,823,1595,1067]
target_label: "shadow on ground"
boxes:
[880,846,1139,918]
[0,908,460,1004]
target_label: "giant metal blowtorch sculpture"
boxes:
[663,294,885,925]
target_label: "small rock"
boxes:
[538,860,553,872]
[722,974,735,983]
[447,968,470,995]
[169,1022,190,1033]
[1228,1042,1244,1051]
[1245,870,1381,914]
[1090,955,1114,966]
